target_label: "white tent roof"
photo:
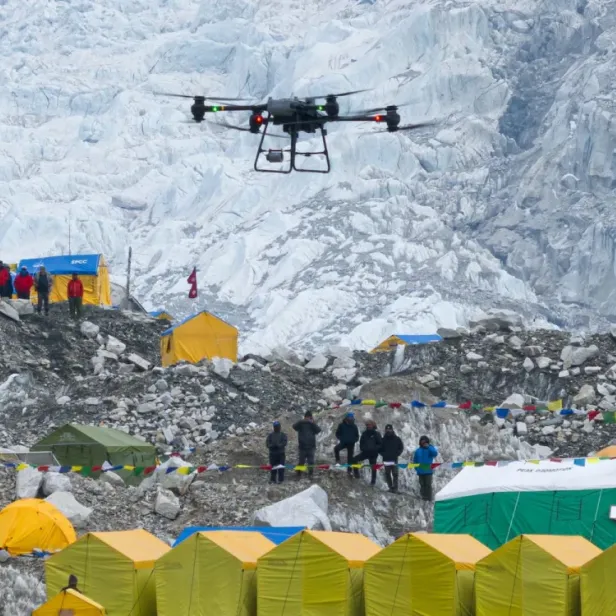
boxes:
[435,460,616,501]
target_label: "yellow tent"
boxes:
[581,542,616,615]
[596,445,616,457]
[18,254,112,306]
[45,529,170,616]
[160,311,238,367]
[257,530,381,616]
[33,589,105,615]
[365,532,491,616]
[0,499,76,556]
[476,534,601,616]
[156,530,274,616]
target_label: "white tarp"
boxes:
[435,459,616,501]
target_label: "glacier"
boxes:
[1,0,615,353]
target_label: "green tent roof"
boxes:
[32,424,155,452]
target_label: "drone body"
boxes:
[158,89,430,174]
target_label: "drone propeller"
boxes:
[373,121,435,133]
[154,92,250,101]
[309,88,371,100]
[353,103,411,115]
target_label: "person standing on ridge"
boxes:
[381,424,404,493]
[67,273,84,319]
[334,411,360,477]
[0,264,11,299]
[14,266,34,300]
[266,421,288,484]
[352,419,382,486]
[293,411,321,480]
[34,265,53,315]
[413,435,438,501]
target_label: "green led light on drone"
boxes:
[317,105,324,111]
[212,106,219,112]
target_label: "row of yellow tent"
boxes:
[28,522,616,616]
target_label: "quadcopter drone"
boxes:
[156,89,432,174]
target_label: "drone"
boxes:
[156,89,433,174]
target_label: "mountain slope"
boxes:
[1,0,615,352]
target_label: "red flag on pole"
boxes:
[187,267,198,299]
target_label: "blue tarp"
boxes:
[395,334,442,344]
[18,254,101,276]
[173,526,304,547]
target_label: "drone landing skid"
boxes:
[254,121,331,174]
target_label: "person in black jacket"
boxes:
[381,424,404,493]
[352,419,382,486]
[334,411,360,477]
[293,411,321,479]
[266,421,288,484]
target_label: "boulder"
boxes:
[466,352,483,361]
[154,488,180,520]
[500,393,525,409]
[100,471,125,488]
[563,345,599,368]
[42,472,72,496]
[0,300,19,323]
[253,485,331,530]
[523,358,534,372]
[536,356,551,370]
[212,357,234,379]
[175,364,200,376]
[573,384,596,406]
[45,492,92,528]
[16,467,43,498]
[106,336,126,355]
[436,327,462,340]
[80,321,100,338]
[305,354,329,371]
[7,299,34,316]
[522,345,542,357]
[127,353,151,371]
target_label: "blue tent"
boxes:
[18,254,100,275]
[395,334,443,344]
[173,526,304,547]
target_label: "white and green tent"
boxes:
[433,460,616,549]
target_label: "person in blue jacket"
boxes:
[413,435,438,501]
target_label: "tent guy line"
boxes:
[2,457,616,477]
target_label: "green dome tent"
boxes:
[31,424,157,484]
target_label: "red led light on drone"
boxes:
[255,115,263,124]
[374,115,382,122]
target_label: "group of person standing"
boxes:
[265,410,438,500]
[0,261,85,318]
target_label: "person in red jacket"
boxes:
[67,273,84,319]
[14,267,34,300]
[0,262,10,299]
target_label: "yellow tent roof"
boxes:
[307,530,381,565]
[409,532,491,568]
[89,530,170,567]
[33,589,105,615]
[0,498,76,556]
[596,445,616,457]
[197,531,274,568]
[524,535,601,571]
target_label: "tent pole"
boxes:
[124,246,132,310]
[505,492,521,543]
